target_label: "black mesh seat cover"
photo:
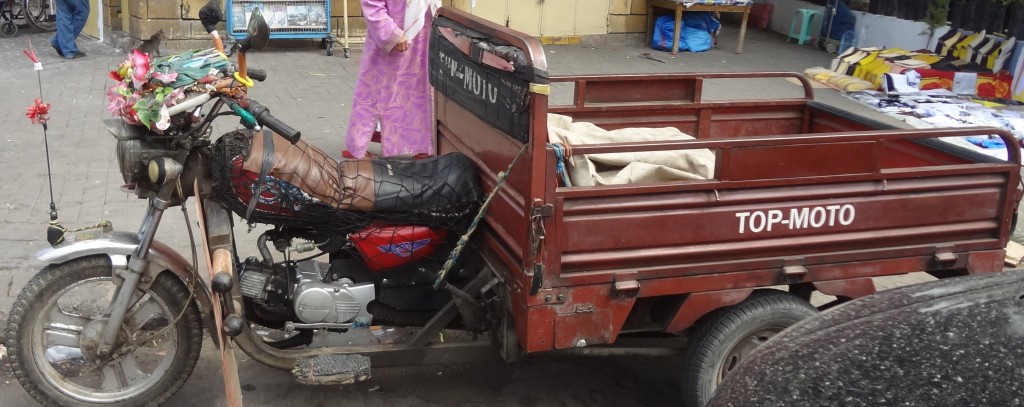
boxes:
[211,130,483,234]
[371,154,481,212]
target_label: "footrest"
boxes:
[292,354,371,385]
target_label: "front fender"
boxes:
[36,230,217,344]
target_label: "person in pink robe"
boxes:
[345,0,440,158]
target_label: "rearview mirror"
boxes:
[236,7,269,53]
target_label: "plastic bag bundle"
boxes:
[651,13,719,53]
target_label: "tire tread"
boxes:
[680,289,817,407]
[5,256,203,407]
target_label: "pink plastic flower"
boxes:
[105,84,140,125]
[106,86,127,115]
[152,71,178,85]
[130,49,150,86]
[163,87,185,106]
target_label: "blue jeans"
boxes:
[50,0,89,58]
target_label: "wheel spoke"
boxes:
[18,258,201,403]
[126,297,168,333]
[48,307,91,330]
[100,365,123,392]
[116,354,150,386]
[44,330,81,348]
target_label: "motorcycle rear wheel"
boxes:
[5,256,203,406]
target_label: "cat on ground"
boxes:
[135,29,166,57]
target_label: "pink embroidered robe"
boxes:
[345,0,436,158]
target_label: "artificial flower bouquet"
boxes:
[106,48,231,131]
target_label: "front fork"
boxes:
[96,179,180,358]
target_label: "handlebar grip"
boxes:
[247,100,301,144]
[247,68,267,82]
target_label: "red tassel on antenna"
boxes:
[22,39,39,63]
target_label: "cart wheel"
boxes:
[326,41,334,56]
[679,290,817,407]
[826,42,838,53]
[320,38,328,49]
[1,21,16,38]
[343,48,351,59]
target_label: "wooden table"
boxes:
[647,0,751,54]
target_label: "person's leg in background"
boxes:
[69,0,89,38]
[50,0,74,57]
[51,0,90,58]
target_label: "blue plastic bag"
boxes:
[652,15,687,52]
[651,13,719,53]
[682,12,721,34]
[683,27,713,52]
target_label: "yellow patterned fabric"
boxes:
[938,31,961,56]
[853,51,879,78]
[953,32,979,59]
[987,37,1016,72]
[911,54,943,65]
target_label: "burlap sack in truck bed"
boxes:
[546,114,716,186]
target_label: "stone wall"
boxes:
[607,0,648,45]
[106,0,370,51]
[106,0,644,51]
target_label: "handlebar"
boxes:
[247,99,301,144]
[247,68,267,82]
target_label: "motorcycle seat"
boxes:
[369,153,482,213]
[242,131,481,214]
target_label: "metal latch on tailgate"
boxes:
[783,257,808,276]
[529,200,551,295]
[934,245,959,265]
[614,271,639,295]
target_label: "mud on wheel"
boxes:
[680,289,817,407]
[5,256,203,406]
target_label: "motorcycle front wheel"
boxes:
[5,256,203,406]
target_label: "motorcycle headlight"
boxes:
[115,138,173,185]
[148,157,183,185]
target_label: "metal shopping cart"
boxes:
[227,0,337,56]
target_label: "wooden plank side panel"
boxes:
[882,139,978,167]
[547,108,702,137]
[560,173,1010,214]
[547,103,807,140]
[436,93,532,282]
[580,78,697,104]
[705,106,805,138]
[557,173,1010,273]
[724,141,878,180]
[807,103,883,133]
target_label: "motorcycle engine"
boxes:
[239,258,375,325]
